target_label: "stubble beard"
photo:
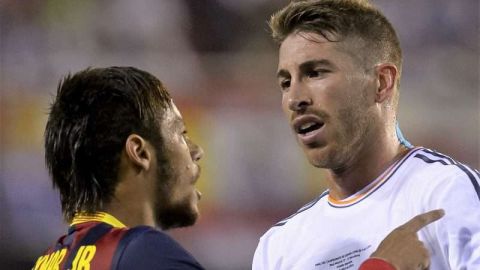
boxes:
[155,191,198,230]
[309,104,373,174]
[153,150,199,230]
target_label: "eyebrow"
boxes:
[276,59,335,79]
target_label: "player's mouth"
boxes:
[292,115,325,145]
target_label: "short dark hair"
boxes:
[269,0,402,76]
[45,67,172,221]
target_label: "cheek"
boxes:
[281,94,291,116]
[166,139,191,163]
[324,81,364,115]
[336,100,371,139]
[168,181,194,202]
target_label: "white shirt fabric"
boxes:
[253,147,480,270]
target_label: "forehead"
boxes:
[161,101,184,128]
[278,32,359,71]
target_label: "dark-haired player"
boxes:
[33,67,204,269]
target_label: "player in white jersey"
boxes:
[254,0,480,269]
[254,146,480,269]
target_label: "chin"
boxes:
[156,199,199,230]
[305,146,330,168]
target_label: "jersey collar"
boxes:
[327,147,421,208]
[70,212,127,228]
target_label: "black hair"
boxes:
[45,66,172,221]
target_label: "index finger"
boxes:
[401,209,445,232]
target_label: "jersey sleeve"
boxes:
[429,167,480,268]
[115,227,204,270]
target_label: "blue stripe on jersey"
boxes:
[111,226,151,270]
[274,191,329,227]
[475,169,480,178]
[414,154,450,165]
[455,163,480,201]
[421,149,456,165]
[415,149,480,201]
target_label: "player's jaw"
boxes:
[155,197,199,230]
[154,183,201,230]
[154,159,202,230]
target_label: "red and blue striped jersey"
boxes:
[32,212,204,270]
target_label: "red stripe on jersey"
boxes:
[35,221,129,270]
[88,225,128,269]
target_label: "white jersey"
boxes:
[253,147,480,270]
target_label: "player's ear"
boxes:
[125,134,152,171]
[374,63,397,103]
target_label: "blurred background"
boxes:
[0,0,478,269]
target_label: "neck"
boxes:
[102,171,157,228]
[102,197,156,228]
[326,132,407,200]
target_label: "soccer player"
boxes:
[254,0,480,269]
[33,67,205,269]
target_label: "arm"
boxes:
[429,169,480,269]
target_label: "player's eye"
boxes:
[306,69,329,78]
[279,79,291,91]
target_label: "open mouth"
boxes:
[292,115,326,145]
[297,122,324,135]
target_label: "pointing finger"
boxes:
[401,209,445,232]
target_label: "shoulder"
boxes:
[114,226,204,270]
[275,191,328,227]
[407,148,479,197]
[402,148,480,224]
[408,149,480,268]
[256,192,328,247]
[253,193,328,268]
[409,148,477,176]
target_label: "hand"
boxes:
[370,209,445,270]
